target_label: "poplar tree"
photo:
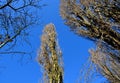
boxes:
[38,23,63,83]
[60,0,120,82]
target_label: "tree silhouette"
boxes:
[38,23,63,83]
[0,0,43,54]
[60,0,120,82]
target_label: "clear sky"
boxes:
[0,0,104,83]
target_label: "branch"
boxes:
[0,0,13,9]
[8,3,31,11]
[8,0,40,11]
[0,24,30,48]
[0,51,30,55]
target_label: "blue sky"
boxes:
[0,0,104,83]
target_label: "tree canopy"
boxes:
[60,0,120,50]
[60,0,120,82]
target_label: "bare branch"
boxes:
[89,43,120,83]
[60,0,120,50]
[0,51,30,54]
[0,0,42,51]
[0,0,13,9]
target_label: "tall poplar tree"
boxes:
[38,23,63,83]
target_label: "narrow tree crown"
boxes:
[38,23,63,83]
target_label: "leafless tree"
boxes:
[60,0,120,50]
[79,42,120,83]
[89,43,120,83]
[60,0,120,82]
[38,23,63,83]
[0,0,43,54]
